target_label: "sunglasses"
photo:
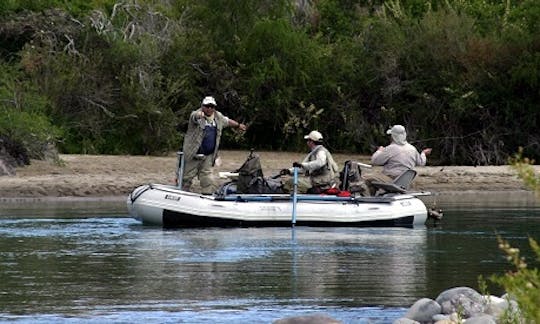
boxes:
[203,105,216,109]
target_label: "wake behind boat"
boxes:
[126,151,435,228]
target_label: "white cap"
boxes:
[386,125,407,145]
[304,130,323,142]
[202,96,217,106]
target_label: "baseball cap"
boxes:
[202,96,217,107]
[304,130,323,142]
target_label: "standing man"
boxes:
[181,96,247,194]
[365,124,431,195]
[281,130,339,194]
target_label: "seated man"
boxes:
[364,125,431,196]
[281,130,339,194]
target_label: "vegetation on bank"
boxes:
[0,0,539,165]
[484,154,540,323]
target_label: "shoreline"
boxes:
[0,151,537,201]
[0,190,536,205]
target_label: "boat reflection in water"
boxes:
[128,226,428,307]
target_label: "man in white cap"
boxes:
[280,130,339,194]
[181,96,247,194]
[365,124,431,195]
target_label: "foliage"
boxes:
[509,148,540,195]
[491,237,540,323]
[0,62,61,159]
[238,18,325,149]
[486,152,540,323]
[15,3,183,154]
[0,0,539,161]
[0,0,116,16]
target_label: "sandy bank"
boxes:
[0,150,535,199]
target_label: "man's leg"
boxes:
[182,158,200,191]
[198,156,216,194]
[363,172,393,196]
[282,176,311,194]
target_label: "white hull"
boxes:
[127,184,429,227]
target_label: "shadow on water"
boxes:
[0,191,539,323]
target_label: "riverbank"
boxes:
[0,150,535,199]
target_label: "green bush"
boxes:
[1,1,540,162]
[0,63,61,159]
[489,153,540,322]
[491,237,540,323]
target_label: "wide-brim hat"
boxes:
[386,125,407,144]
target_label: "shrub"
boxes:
[0,62,61,159]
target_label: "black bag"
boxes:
[339,160,367,194]
[236,152,284,194]
[236,152,264,193]
[246,177,284,194]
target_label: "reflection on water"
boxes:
[0,192,539,323]
[130,227,427,306]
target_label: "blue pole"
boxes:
[292,166,298,226]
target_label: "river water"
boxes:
[0,192,539,323]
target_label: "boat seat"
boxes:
[371,169,417,195]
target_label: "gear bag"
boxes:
[339,160,368,194]
[236,152,283,194]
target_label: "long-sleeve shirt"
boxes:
[291,145,339,188]
[371,142,427,178]
[182,109,230,163]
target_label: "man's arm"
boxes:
[301,150,327,172]
[371,146,390,166]
[227,118,247,131]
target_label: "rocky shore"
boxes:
[0,150,536,199]
[274,286,519,324]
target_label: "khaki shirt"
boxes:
[300,145,339,188]
[182,109,230,164]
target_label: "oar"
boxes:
[291,166,298,226]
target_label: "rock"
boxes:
[435,287,484,317]
[482,295,508,318]
[398,288,527,324]
[393,318,420,324]
[404,298,442,322]
[273,314,343,324]
[432,314,452,322]
[434,320,455,324]
[463,314,496,324]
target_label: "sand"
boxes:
[0,150,535,200]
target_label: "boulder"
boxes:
[273,314,343,324]
[393,318,420,324]
[463,314,496,324]
[435,287,484,317]
[404,298,442,323]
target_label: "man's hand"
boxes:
[292,162,302,168]
[422,148,432,155]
